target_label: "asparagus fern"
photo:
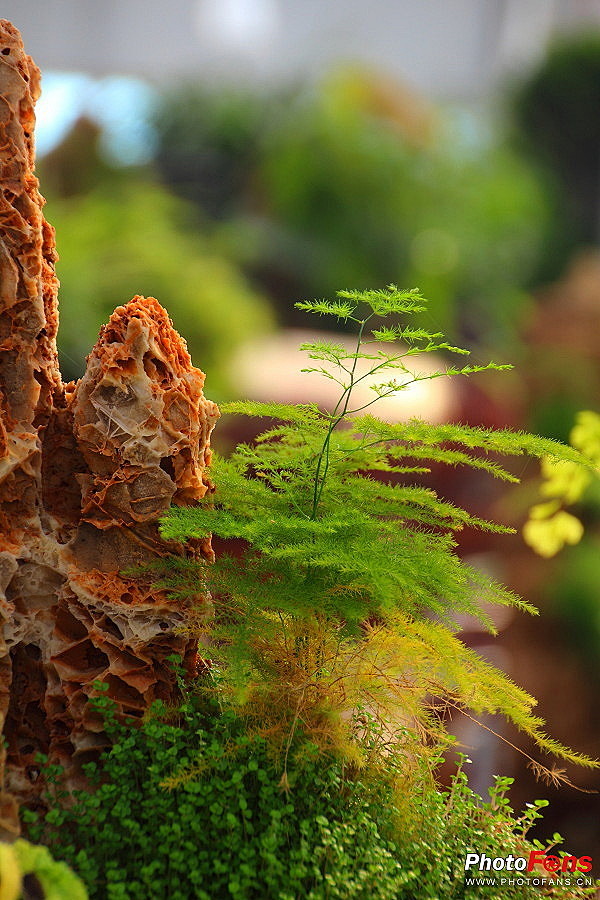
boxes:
[160,285,597,777]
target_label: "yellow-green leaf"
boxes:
[523,511,584,558]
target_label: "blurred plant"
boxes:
[546,541,600,669]
[151,69,551,346]
[151,86,270,220]
[511,33,600,279]
[46,178,272,394]
[0,838,87,900]
[524,411,600,669]
[524,411,600,558]
[38,119,272,395]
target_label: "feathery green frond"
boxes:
[294,298,357,319]
[221,400,322,424]
[159,286,596,781]
[336,285,428,316]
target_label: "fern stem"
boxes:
[310,317,369,519]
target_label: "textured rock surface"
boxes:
[0,20,218,836]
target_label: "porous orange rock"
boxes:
[0,20,218,836]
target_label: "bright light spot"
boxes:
[35,73,92,156]
[35,72,157,166]
[195,0,280,56]
[88,78,157,166]
[230,329,457,424]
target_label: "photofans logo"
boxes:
[463,850,594,889]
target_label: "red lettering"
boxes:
[543,856,560,873]
[561,856,577,873]
[528,851,593,875]
[528,851,546,872]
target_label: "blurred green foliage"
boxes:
[548,536,600,667]
[533,412,600,666]
[39,65,558,388]
[152,69,551,346]
[0,838,87,899]
[152,87,269,220]
[511,33,600,278]
[40,123,272,397]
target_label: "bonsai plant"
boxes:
[29,286,599,899]
[160,285,596,780]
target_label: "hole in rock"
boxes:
[54,606,88,642]
[5,644,50,764]
[98,615,124,640]
[113,649,146,670]
[143,352,171,382]
[159,456,176,479]
[52,640,109,676]
[104,674,145,709]
[25,701,46,731]
[50,719,70,737]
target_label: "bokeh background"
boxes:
[5,0,600,861]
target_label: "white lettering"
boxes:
[464,853,480,871]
